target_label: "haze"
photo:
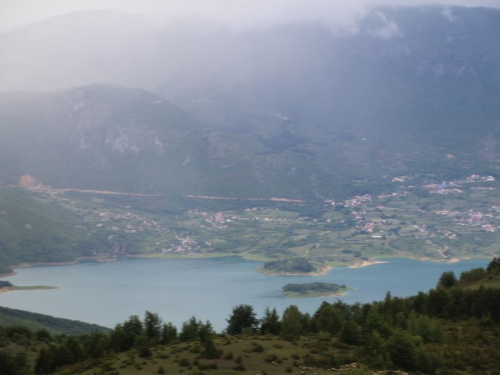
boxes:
[1,0,500,33]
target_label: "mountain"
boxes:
[0,6,499,201]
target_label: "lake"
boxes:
[0,257,488,331]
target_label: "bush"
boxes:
[252,343,265,353]
[179,358,190,367]
[158,366,166,374]
[198,362,218,370]
[264,354,278,363]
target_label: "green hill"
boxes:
[0,187,109,274]
[0,306,109,335]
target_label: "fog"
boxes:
[1,0,500,33]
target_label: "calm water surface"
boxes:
[0,257,487,331]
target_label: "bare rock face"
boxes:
[104,126,164,156]
[18,174,44,188]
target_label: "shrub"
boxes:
[198,362,218,370]
[179,358,190,367]
[252,343,265,353]
[264,354,278,363]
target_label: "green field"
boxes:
[8,173,498,275]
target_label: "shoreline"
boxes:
[348,260,389,268]
[0,254,488,279]
[284,287,354,299]
[0,271,17,278]
[284,291,347,299]
[258,265,333,277]
[0,256,117,278]
[0,285,58,294]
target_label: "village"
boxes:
[23,173,500,266]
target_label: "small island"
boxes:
[262,258,317,274]
[282,282,352,298]
[0,280,57,293]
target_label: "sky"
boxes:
[1,0,500,33]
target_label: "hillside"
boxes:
[0,306,109,335]
[0,6,499,201]
[0,187,109,274]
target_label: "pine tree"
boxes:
[226,305,259,335]
[363,331,392,369]
[135,334,152,358]
[280,305,303,340]
[161,322,178,345]
[313,302,344,335]
[487,257,500,274]
[260,307,280,335]
[386,330,420,370]
[198,321,214,343]
[201,336,221,359]
[122,315,144,350]
[180,317,202,341]
[144,311,162,343]
[35,348,50,375]
[339,320,362,345]
[65,336,83,363]
[437,271,457,288]
[110,323,127,352]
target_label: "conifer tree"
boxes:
[340,320,362,345]
[161,322,178,344]
[144,311,162,342]
[226,305,259,335]
[260,307,280,335]
[438,271,457,288]
[280,305,303,340]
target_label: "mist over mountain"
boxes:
[0,5,499,199]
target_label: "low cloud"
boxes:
[369,11,402,39]
[441,7,457,22]
[0,0,499,33]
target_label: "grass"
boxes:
[67,336,375,375]
[462,274,500,290]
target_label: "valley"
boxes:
[8,171,499,276]
[1,4,500,374]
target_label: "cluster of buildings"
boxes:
[162,235,204,254]
[434,209,498,232]
[343,194,372,208]
[95,209,166,236]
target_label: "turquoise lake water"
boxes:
[0,257,488,331]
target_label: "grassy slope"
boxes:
[461,273,500,290]
[63,336,376,375]
[0,306,109,335]
[0,187,108,274]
